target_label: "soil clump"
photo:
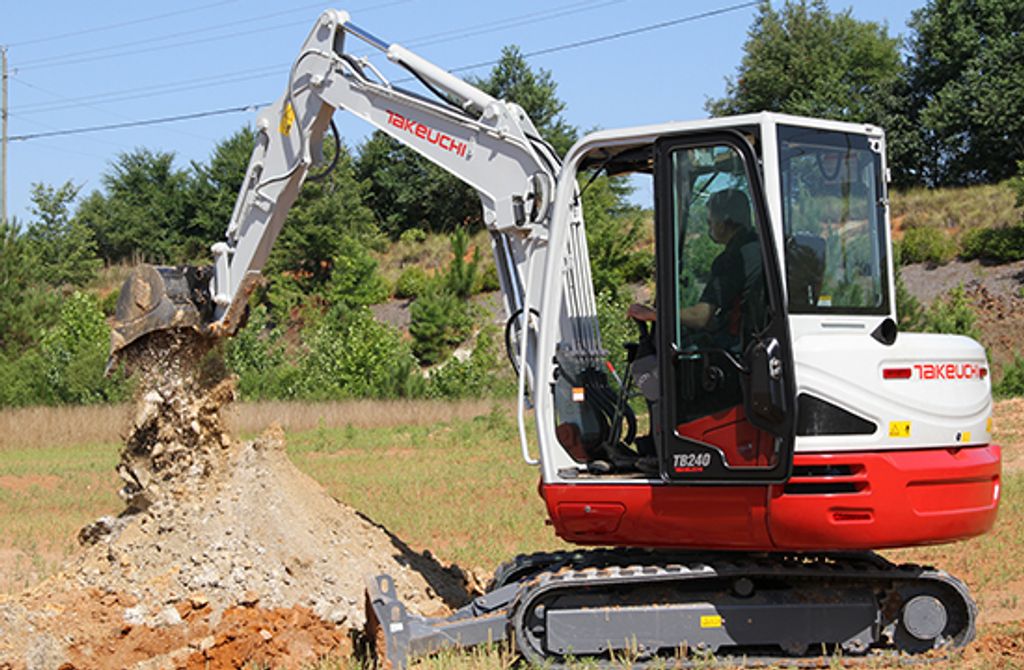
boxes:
[0,330,472,669]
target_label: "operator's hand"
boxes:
[627,303,657,322]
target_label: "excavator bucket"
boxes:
[108,264,215,360]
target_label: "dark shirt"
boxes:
[698,227,763,348]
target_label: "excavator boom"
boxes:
[111,9,570,375]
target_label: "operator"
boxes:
[628,188,762,350]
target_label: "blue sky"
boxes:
[2,0,922,224]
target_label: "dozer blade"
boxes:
[109,264,215,359]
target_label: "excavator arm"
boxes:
[111,9,597,381]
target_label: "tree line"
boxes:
[709,0,1023,188]
[0,45,632,407]
[2,0,1022,407]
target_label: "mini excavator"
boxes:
[110,9,1001,667]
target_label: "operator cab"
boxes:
[543,114,891,485]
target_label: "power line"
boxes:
[444,1,760,76]
[9,1,758,143]
[13,0,411,72]
[9,74,215,144]
[5,0,242,48]
[12,66,284,115]
[11,0,624,115]
[9,104,267,142]
[12,1,328,66]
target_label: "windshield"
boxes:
[778,126,889,315]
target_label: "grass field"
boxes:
[1,399,1022,668]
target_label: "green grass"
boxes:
[891,182,1022,235]
[1,405,1022,668]
[886,469,1024,591]
[287,405,566,570]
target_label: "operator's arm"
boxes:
[626,302,713,328]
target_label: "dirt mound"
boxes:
[0,331,471,669]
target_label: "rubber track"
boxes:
[498,549,976,668]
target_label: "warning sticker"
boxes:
[700,615,723,628]
[279,102,296,135]
[889,421,911,438]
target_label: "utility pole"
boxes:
[1,45,7,224]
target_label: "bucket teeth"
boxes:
[108,264,214,363]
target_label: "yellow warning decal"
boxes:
[889,421,911,438]
[279,102,296,135]
[700,615,723,629]
[960,431,972,443]
[987,417,993,433]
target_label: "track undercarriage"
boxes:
[366,550,976,668]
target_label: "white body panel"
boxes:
[793,327,992,453]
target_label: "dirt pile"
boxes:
[0,331,471,669]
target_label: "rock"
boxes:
[238,590,260,607]
[155,606,182,627]
[123,604,147,625]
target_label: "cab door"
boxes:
[653,131,796,483]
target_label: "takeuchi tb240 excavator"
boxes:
[110,8,1001,667]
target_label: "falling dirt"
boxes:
[0,330,473,669]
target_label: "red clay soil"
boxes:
[1,586,350,670]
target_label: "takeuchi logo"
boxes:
[913,363,984,380]
[385,110,468,158]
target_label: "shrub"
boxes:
[0,349,47,407]
[582,175,646,299]
[595,289,636,379]
[895,268,925,331]
[898,226,957,265]
[995,354,1024,399]
[298,307,420,399]
[323,239,389,310]
[476,261,501,293]
[394,266,432,299]
[960,224,1024,263]
[409,289,474,365]
[399,228,427,244]
[444,227,480,299]
[918,285,979,339]
[39,291,128,404]
[224,304,299,400]
[425,325,513,399]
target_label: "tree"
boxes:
[581,175,645,298]
[38,291,127,405]
[356,45,579,237]
[707,1,903,126]
[262,141,387,322]
[903,0,1024,186]
[470,45,578,156]
[355,133,481,237]
[188,127,257,257]
[24,181,101,287]
[76,148,194,263]
[0,218,60,354]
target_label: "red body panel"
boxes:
[542,444,1001,551]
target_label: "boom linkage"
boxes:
[111,8,609,382]
[210,8,558,336]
